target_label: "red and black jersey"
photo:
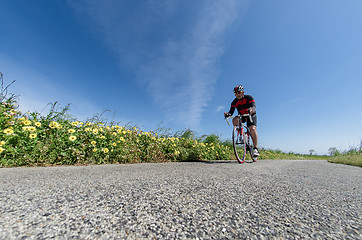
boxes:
[228,95,256,115]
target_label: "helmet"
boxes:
[233,85,244,93]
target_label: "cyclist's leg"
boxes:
[232,117,240,126]
[249,125,258,148]
[247,115,258,148]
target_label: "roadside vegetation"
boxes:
[0,99,233,167]
[327,147,362,167]
[0,73,360,167]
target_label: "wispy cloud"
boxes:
[69,0,248,128]
[216,106,225,112]
[274,97,303,108]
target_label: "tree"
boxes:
[309,149,315,155]
[328,147,339,156]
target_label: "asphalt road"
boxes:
[0,160,361,239]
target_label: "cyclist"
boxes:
[224,85,259,157]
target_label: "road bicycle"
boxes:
[225,113,258,163]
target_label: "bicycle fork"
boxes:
[237,126,244,144]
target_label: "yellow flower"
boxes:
[99,135,106,139]
[29,133,37,139]
[92,129,99,134]
[69,135,77,141]
[68,129,76,133]
[93,148,97,152]
[23,120,32,125]
[3,128,14,135]
[112,142,117,147]
[120,137,125,142]
[0,141,5,146]
[49,121,59,129]
[85,127,92,132]
[91,140,97,145]
[34,122,41,127]
[71,121,79,126]
[23,126,36,132]
[103,148,109,153]
[0,147,4,153]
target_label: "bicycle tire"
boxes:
[232,125,246,163]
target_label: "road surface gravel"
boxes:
[0,160,361,239]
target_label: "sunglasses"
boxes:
[234,91,243,94]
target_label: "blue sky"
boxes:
[1,0,361,155]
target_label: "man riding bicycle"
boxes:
[224,85,259,157]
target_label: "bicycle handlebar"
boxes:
[225,113,253,125]
[225,116,232,125]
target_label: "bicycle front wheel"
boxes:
[232,126,246,163]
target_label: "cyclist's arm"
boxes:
[247,95,256,114]
[225,99,238,117]
[227,106,236,116]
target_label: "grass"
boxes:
[327,148,362,167]
[0,72,360,167]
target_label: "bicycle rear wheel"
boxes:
[246,134,257,162]
[232,126,246,163]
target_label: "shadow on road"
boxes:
[181,160,256,164]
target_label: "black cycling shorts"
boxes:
[242,114,257,127]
